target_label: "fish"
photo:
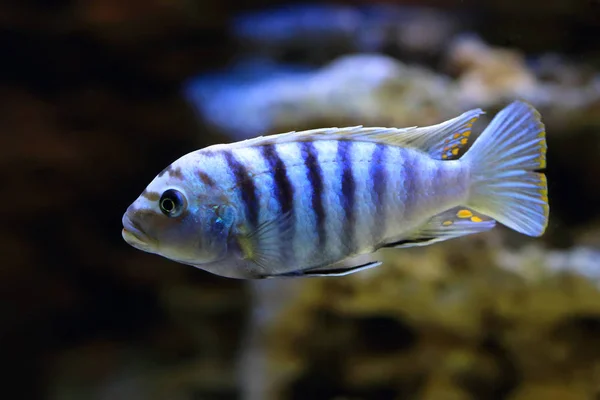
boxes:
[122,100,548,279]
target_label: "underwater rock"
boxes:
[496,246,600,288]
[445,34,600,129]
[183,58,317,141]
[445,34,539,108]
[184,53,462,141]
[252,240,600,399]
[186,35,600,142]
[238,279,306,400]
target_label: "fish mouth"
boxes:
[122,214,155,251]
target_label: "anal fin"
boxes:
[381,207,496,249]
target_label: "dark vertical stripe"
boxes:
[370,143,388,244]
[261,144,295,218]
[338,140,356,253]
[223,150,259,229]
[302,142,326,252]
[260,143,296,264]
[260,144,295,267]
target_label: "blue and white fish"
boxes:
[122,101,548,279]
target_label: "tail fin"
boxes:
[461,101,549,237]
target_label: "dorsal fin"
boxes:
[205,108,484,160]
[406,109,484,160]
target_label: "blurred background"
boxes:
[2,0,600,399]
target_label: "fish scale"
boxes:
[338,140,357,254]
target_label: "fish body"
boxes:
[122,101,548,279]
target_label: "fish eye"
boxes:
[159,189,186,217]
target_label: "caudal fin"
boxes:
[460,101,549,237]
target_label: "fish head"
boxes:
[122,158,237,266]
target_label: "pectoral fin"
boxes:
[381,207,496,249]
[237,211,294,271]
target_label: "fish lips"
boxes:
[122,214,155,252]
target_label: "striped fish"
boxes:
[122,100,549,279]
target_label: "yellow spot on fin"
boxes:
[457,209,473,218]
[436,114,479,160]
